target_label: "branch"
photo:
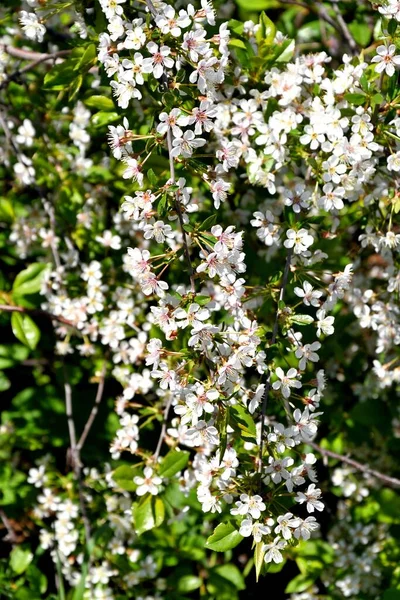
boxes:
[63,365,92,544]
[153,394,174,461]
[309,442,400,488]
[258,247,293,473]
[76,362,107,453]
[0,509,18,545]
[0,47,71,90]
[0,304,74,327]
[279,0,359,54]
[330,0,358,55]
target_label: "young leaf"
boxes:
[254,541,265,582]
[11,312,40,350]
[159,449,190,478]
[12,263,48,296]
[205,522,242,552]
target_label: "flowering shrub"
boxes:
[1,0,400,598]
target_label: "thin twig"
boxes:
[258,248,293,473]
[309,442,400,488]
[0,48,71,91]
[0,509,18,545]
[166,128,196,293]
[330,0,358,55]
[279,0,358,53]
[153,395,174,461]
[76,362,107,453]
[0,304,74,327]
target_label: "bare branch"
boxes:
[279,0,359,54]
[76,362,107,453]
[0,509,18,545]
[0,304,75,327]
[309,442,400,488]
[153,395,173,461]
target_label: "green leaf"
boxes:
[213,564,245,590]
[10,546,33,575]
[285,573,317,593]
[71,562,88,600]
[84,95,114,111]
[147,168,158,187]
[291,314,314,326]
[348,21,372,46]
[377,488,400,523]
[254,541,265,582]
[256,12,276,47]
[112,465,138,491]
[383,591,400,600]
[177,575,202,593]
[159,449,190,478]
[12,263,48,296]
[43,62,76,90]
[198,213,219,231]
[205,522,243,552]
[11,312,40,350]
[91,111,120,128]
[236,0,279,10]
[230,404,257,443]
[133,494,165,535]
[344,93,366,106]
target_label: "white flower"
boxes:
[272,367,302,398]
[134,467,162,496]
[263,538,287,564]
[316,309,335,337]
[239,519,271,542]
[295,341,321,370]
[293,516,319,540]
[122,158,144,186]
[157,109,189,137]
[371,44,400,77]
[142,42,174,79]
[274,512,301,540]
[231,494,266,519]
[27,465,47,488]
[284,228,314,254]
[16,119,35,147]
[170,130,206,158]
[294,281,322,307]
[387,151,400,171]
[319,183,345,211]
[19,11,46,42]
[295,484,324,513]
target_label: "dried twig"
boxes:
[309,442,400,488]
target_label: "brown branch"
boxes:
[258,247,294,474]
[76,362,107,453]
[309,442,400,488]
[0,304,74,327]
